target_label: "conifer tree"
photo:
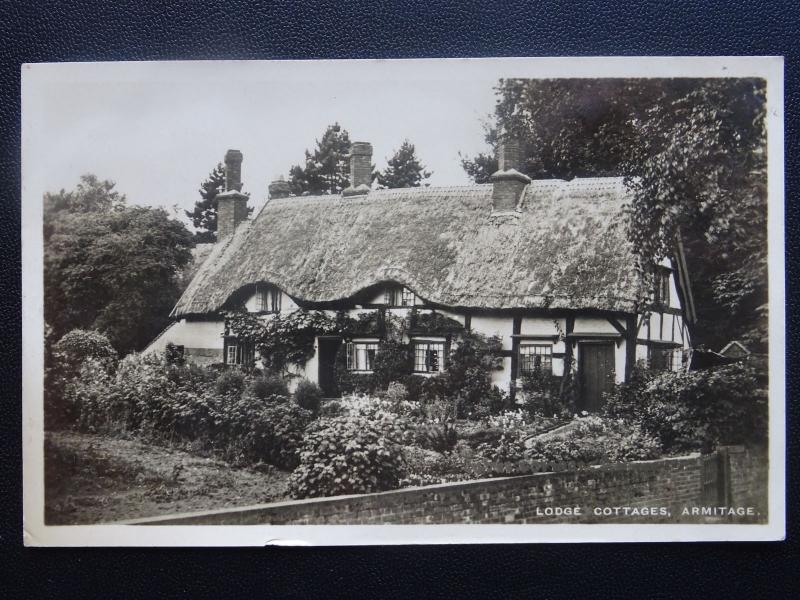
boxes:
[375,140,432,189]
[185,163,225,243]
[289,123,354,195]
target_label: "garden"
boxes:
[45,325,768,522]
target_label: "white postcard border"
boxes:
[22,55,785,546]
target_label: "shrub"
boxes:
[164,342,185,365]
[401,374,427,403]
[46,329,118,429]
[445,332,504,418]
[520,368,568,418]
[638,362,766,452]
[249,374,290,401]
[319,399,344,417]
[602,363,653,421]
[602,361,766,452]
[293,379,323,414]
[471,385,511,419]
[65,352,312,470]
[372,341,413,390]
[235,400,313,469]
[462,426,504,449]
[214,369,247,397]
[415,422,458,453]
[288,416,406,498]
[52,329,118,377]
[384,381,408,406]
[62,358,117,432]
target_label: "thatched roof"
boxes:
[172,178,646,317]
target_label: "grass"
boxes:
[44,430,290,525]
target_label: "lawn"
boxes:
[44,431,291,525]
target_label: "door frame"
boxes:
[577,341,616,413]
[316,335,342,398]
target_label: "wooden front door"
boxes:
[578,343,615,412]
[317,337,341,397]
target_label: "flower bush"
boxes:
[288,415,406,498]
[525,416,662,464]
[415,422,458,453]
[400,442,475,487]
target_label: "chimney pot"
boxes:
[343,141,373,196]
[224,149,244,192]
[269,177,292,199]
[497,138,524,171]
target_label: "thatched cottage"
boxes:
[147,141,695,411]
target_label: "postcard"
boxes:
[21,56,785,545]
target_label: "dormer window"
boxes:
[653,270,670,307]
[384,285,417,307]
[257,284,281,313]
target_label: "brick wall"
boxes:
[724,445,769,517]
[131,448,768,526]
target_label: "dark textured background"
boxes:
[1,0,797,597]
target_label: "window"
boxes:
[519,344,553,376]
[225,340,255,366]
[649,346,680,371]
[226,344,238,365]
[346,341,378,371]
[384,285,416,307]
[653,270,670,306]
[401,287,415,307]
[257,285,281,313]
[413,340,445,373]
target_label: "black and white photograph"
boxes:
[21,57,784,545]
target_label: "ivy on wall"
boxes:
[223,307,466,375]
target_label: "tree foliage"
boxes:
[44,175,194,354]
[375,140,432,189]
[461,78,768,350]
[289,123,355,195]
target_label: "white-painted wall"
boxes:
[244,289,300,313]
[143,319,225,355]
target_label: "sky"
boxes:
[30,61,500,225]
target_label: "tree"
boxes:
[375,140,432,189]
[289,123,355,195]
[185,163,251,243]
[44,175,194,354]
[186,162,225,243]
[461,78,768,351]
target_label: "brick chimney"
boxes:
[268,175,292,199]
[491,137,531,212]
[216,149,248,241]
[342,141,372,196]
